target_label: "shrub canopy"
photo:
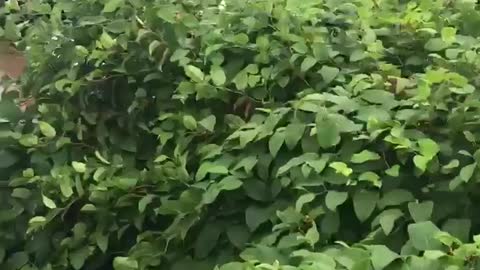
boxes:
[2,0,480,269]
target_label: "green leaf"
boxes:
[277,153,317,176]
[218,176,243,190]
[199,115,216,132]
[4,17,19,41]
[12,188,31,199]
[424,38,447,51]
[459,163,476,182]
[296,193,315,212]
[368,245,399,270]
[301,56,317,72]
[379,189,414,208]
[103,0,124,12]
[138,194,154,213]
[269,130,285,157]
[72,161,86,173]
[408,201,434,222]
[0,149,18,168]
[19,134,38,147]
[245,205,271,232]
[351,150,381,163]
[413,155,430,172]
[42,195,57,209]
[70,247,90,270]
[39,121,56,138]
[315,112,340,149]
[441,27,457,44]
[194,223,222,258]
[196,162,229,181]
[211,66,226,86]
[185,65,205,82]
[418,138,439,158]
[113,257,138,270]
[329,162,352,177]
[304,222,320,247]
[358,171,381,187]
[407,221,442,250]
[233,71,248,90]
[183,115,197,130]
[325,191,348,210]
[319,65,339,84]
[385,165,400,177]
[353,190,378,222]
[378,209,403,235]
[96,232,109,253]
[285,123,305,149]
[226,226,250,249]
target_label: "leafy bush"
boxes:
[2,0,480,269]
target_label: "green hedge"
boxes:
[2,0,480,269]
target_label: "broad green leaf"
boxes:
[196,162,229,181]
[233,71,248,90]
[296,193,315,212]
[315,112,340,149]
[351,150,381,163]
[353,190,378,222]
[378,209,403,235]
[245,206,271,232]
[185,65,205,82]
[408,201,434,222]
[407,221,442,250]
[413,155,429,172]
[292,42,308,54]
[113,257,138,270]
[199,115,216,132]
[277,153,317,176]
[39,121,56,138]
[424,38,447,51]
[269,130,285,157]
[368,245,399,270]
[319,65,339,84]
[307,155,329,173]
[19,134,38,147]
[183,115,197,130]
[72,161,86,173]
[379,189,414,208]
[218,176,243,190]
[459,163,476,182]
[301,56,317,72]
[442,219,471,243]
[304,222,320,247]
[12,188,31,199]
[70,247,90,270]
[329,162,352,177]
[285,123,305,149]
[358,171,381,187]
[194,223,221,258]
[441,27,457,44]
[0,149,18,168]
[4,17,19,41]
[96,232,109,253]
[211,66,226,86]
[227,226,250,249]
[103,0,124,12]
[325,191,348,210]
[418,138,439,158]
[385,165,400,177]
[138,194,154,213]
[42,195,57,209]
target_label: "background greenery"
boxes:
[2,0,480,269]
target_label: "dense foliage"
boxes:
[2,0,480,269]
